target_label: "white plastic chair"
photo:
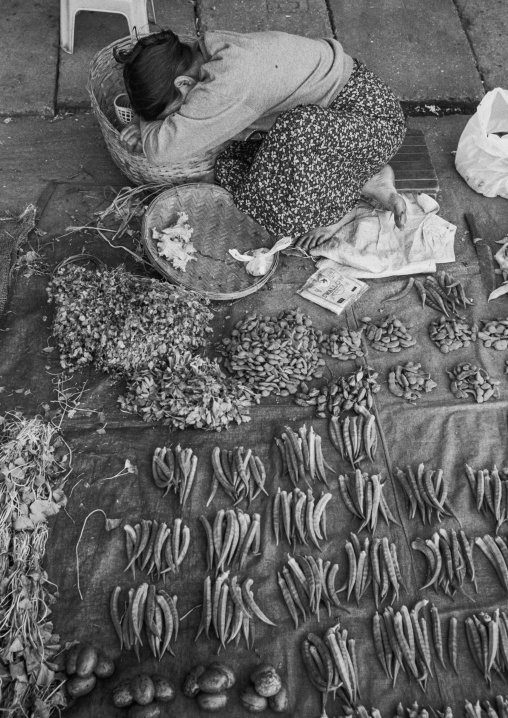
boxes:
[60,0,156,54]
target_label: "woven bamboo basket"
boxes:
[142,184,278,300]
[87,35,228,186]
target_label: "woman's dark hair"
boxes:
[114,29,194,121]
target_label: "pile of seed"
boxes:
[218,309,328,397]
[118,354,255,430]
[314,326,364,360]
[388,362,437,401]
[448,362,500,403]
[360,315,416,353]
[479,319,508,350]
[428,316,478,353]
[294,367,380,417]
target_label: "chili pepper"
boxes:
[239,513,261,569]
[324,628,353,702]
[329,416,345,457]
[110,586,123,649]
[195,576,212,641]
[242,578,277,626]
[131,583,148,645]
[385,277,415,302]
[277,572,299,628]
[382,537,399,602]
[293,490,308,546]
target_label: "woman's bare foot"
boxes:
[294,165,406,251]
[361,165,407,229]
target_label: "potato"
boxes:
[269,683,289,713]
[66,674,97,699]
[208,662,235,689]
[65,643,82,675]
[94,651,115,678]
[198,667,229,694]
[128,704,161,718]
[112,680,134,708]
[152,675,175,702]
[197,691,228,712]
[131,674,155,705]
[183,665,206,698]
[76,646,99,678]
[240,685,268,713]
[250,663,282,697]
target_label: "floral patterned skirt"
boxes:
[214,60,406,238]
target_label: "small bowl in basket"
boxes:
[114,93,134,125]
[142,184,278,300]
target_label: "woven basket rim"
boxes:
[141,184,278,300]
[87,33,223,185]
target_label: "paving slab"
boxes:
[0,0,59,117]
[327,0,484,105]
[454,0,508,91]
[0,113,124,215]
[197,0,331,37]
[57,0,196,110]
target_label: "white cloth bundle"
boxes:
[229,236,293,276]
[311,193,456,279]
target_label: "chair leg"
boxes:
[128,1,150,37]
[60,1,75,54]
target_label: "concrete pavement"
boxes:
[3,0,507,119]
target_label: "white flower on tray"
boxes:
[153,211,197,272]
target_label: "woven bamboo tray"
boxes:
[87,35,228,186]
[142,184,278,300]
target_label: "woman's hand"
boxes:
[294,227,335,252]
[120,122,143,154]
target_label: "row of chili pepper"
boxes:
[411,528,477,597]
[301,623,361,714]
[273,425,334,487]
[123,518,190,581]
[465,464,508,533]
[209,445,268,506]
[109,584,179,661]
[199,508,261,574]
[151,445,198,506]
[337,470,399,534]
[272,487,332,550]
[373,600,453,692]
[194,572,276,650]
[394,464,461,526]
[328,412,379,468]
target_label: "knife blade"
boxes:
[464,212,497,298]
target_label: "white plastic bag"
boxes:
[455,88,508,199]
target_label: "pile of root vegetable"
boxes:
[47,265,254,431]
[0,412,69,717]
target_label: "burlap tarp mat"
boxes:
[0,180,506,717]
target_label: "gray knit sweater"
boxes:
[140,29,354,165]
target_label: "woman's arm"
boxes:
[120,117,142,154]
[140,86,258,165]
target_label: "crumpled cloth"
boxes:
[311,193,456,279]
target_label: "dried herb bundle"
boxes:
[47,266,253,431]
[47,265,212,374]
